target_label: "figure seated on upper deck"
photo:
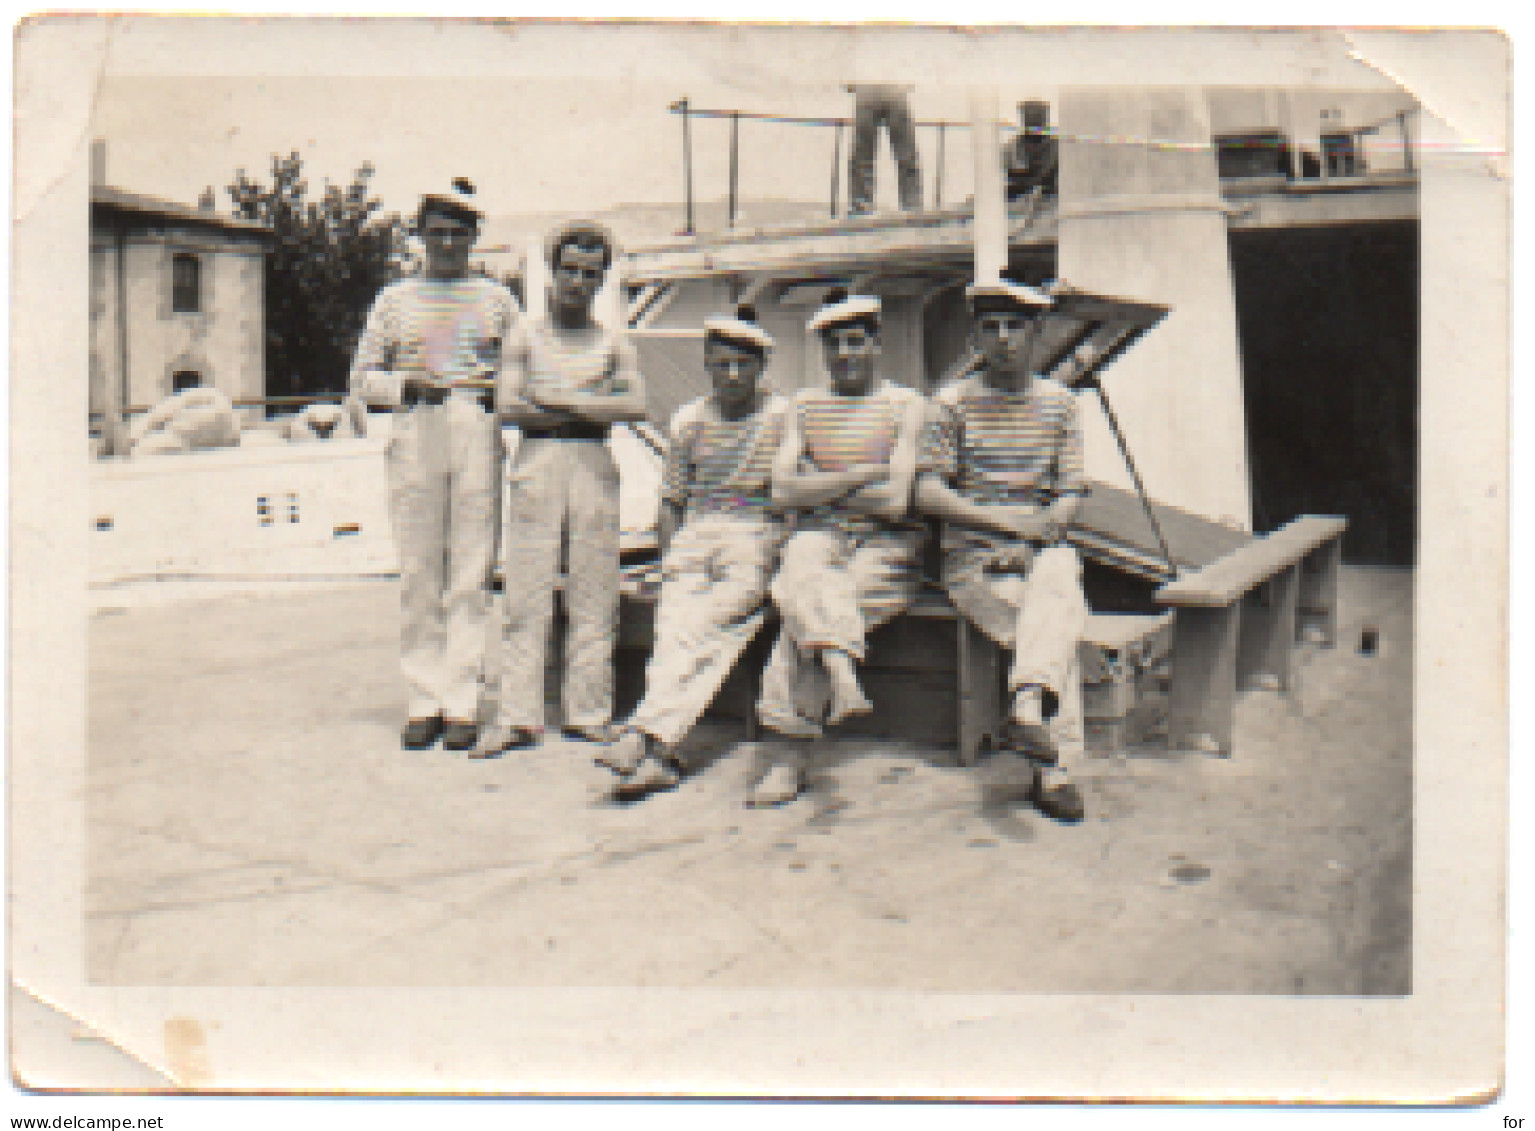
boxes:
[1004,100,1059,203]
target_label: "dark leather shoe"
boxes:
[401,716,444,750]
[441,720,479,752]
[1032,778,1085,823]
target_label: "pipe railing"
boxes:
[668,100,1008,228]
[666,98,1419,234]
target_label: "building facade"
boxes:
[90,180,270,454]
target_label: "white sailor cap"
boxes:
[965,279,1054,314]
[544,218,617,270]
[704,304,774,353]
[808,287,881,335]
[419,177,483,225]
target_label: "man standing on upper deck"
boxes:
[598,306,790,798]
[475,220,648,758]
[846,83,924,216]
[349,180,518,754]
[748,288,929,808]
[915,278,1090,823]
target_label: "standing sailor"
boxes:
[600,306,790,797]
[749,288,929,807]
[349,179,518,752]
[477,221,648,757]
[915,278,1090,822]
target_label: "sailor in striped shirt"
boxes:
[749,289,929,808]
[599,307,790,797]
[476,220,648,758]
[916,278,1090,823]
[349,180,520,754]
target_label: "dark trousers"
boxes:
[848,88,923,213]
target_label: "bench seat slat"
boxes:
[1155,515,1346,609]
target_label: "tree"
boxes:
[228,153,408,405]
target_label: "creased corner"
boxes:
[10,978,180,1092]
[1339,29,1510,179]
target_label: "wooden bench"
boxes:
[614,565,1189,764]
[542,514,1342,764]
[1153,514,1347,754]
[921,596,1175,766]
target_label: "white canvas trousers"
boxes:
[385,395,501,721]
[756,526,922,737]
[628,516,784,748]
[492,437,621,730]
[944,543,1090,766]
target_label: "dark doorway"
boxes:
[1228,219,1419,565]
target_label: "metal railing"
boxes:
[665,98,1420,237]
[667,99,994,233]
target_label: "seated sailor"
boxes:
[748,288,930,808]
[914,276,1090,823]
[600,305,791,798]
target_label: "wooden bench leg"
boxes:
[1167,604,1240,755]
[1237,563,1301,692]
[1297,535,1343,647]
[957,617,1003,767]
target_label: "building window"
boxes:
[172,253,201,313]
[171,370,202,393]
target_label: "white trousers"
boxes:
[385,396,500,721]
[628,516,784,748]
[945,543,1090,766]
[756,526,922,737]
[492,437,620,730]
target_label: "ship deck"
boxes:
[87,564,1411,994]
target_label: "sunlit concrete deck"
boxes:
[87,566,1411,993]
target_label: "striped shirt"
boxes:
[661,393,789,520]
[794,379,926,533]
[350,276,520,403]
[510,317,642,406]
[921,372,1085,508]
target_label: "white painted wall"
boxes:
[90,429,665,585]
[1056,88,1253,530]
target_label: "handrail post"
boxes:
[673,97,695,236]
[728,111,740,228]
[934,122,946,210]
[830,119,843,218]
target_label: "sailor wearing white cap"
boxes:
[476,220,648,758]
[599,306,791,797]
[349,179,519,753]
[748,288,929,808]
[915,277,1090,822]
